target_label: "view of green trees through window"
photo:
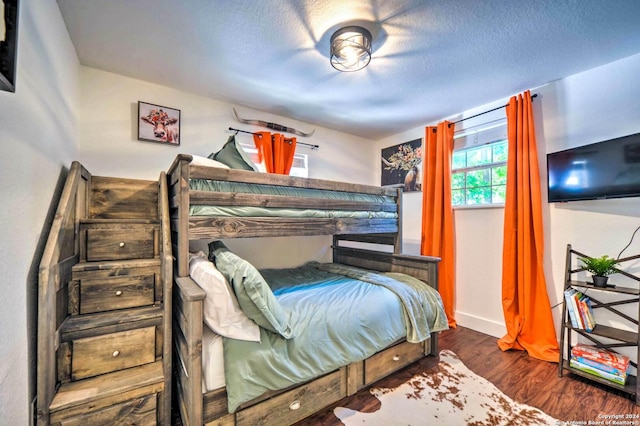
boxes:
[452,140,508,205]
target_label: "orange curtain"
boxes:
[421,121,456,327]
[498,90,559,362]
[253,132,297,174]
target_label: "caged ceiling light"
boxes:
[330,26,372,72]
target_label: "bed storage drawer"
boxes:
[82,222,159,262]
[86,228,155,261]
[236,369,346,426]
[70,259,162,315]
[79,274,155,313]
[71,326,156,380]
[364,340,424,385]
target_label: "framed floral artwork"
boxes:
[137,101,181,145]
[381,138,423,192]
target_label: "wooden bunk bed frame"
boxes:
[167,154,441,426]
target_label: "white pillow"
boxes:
[190,155,231,169]
[189,252,260,342]
[201,325,226,392]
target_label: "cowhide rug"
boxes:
[334,350,558,426]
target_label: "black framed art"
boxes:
[138,101,181,145]
[381,138,423,192]
[0,0,19,92]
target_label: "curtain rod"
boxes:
[447,93,538,128]
[229,127,319,150]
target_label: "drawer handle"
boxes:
[289,400,301,411]
[115,290,123,296]
[118,242,126,248]
[392,355,401,362]
[112,350,120,357]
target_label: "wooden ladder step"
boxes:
[72,257,161,273]
[80,218,159,225]
[89,176,159,221]
[60,305,163,342]
[49,361,164,420]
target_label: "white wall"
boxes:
[378,52,640,341]
[541,54,640,361]
[0,1,81,424]
[79,67,377,267]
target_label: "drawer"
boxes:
[79,274,155,314]
[364,340,424,385]
[52,393,157,426]
[70,260,162,315]
[236,369,346,426]
[71,327,156,380]
[86,227,156,261]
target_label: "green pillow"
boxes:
[208,241,293,338]
[209,136,257,171]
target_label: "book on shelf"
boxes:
[578,294,595,332]
[564,289,580,328]
[569,358,627,385]
[564,289,596,331]
[571,355,628,377]
[571,344,630,372]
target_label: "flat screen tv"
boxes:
[547,132,640,202]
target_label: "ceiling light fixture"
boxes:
[330,26,372,72]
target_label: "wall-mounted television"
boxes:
[547,132,640,202]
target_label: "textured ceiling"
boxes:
[57,0,640,140]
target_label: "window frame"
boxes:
[451,120,508,208]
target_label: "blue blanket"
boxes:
[222,262,448,412]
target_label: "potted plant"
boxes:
[579,255,618,287]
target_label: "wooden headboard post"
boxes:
[394,187,403,253]
[167,154,193,278]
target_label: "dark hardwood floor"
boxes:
[173,326,640,425]
[295,326,640,425]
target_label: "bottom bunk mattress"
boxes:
[203,245,448,413]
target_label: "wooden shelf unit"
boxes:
[558,244,640,404]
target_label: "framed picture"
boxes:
[381,138,423,192]
[0,0,19,92]
[138,101,181,145]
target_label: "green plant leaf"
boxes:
[579,255,618,276]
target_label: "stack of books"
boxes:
[569,344,629,385]
[564,288,596,331]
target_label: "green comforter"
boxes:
[222,262,448,412]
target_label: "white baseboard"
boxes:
[455,311,506,339]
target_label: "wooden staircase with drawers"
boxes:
[37,163,172,425]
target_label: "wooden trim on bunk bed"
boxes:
[172,251,440,425]
[166,153,439,425]
[173,277,205,426]
[158,171,174,422]
[167,153,404,278]
[173,270,437,425]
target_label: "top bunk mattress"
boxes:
[188,178,398,218]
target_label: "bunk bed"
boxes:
[167,153,447,426]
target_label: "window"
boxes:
[451,120,508,206]
[239,142,309,177]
